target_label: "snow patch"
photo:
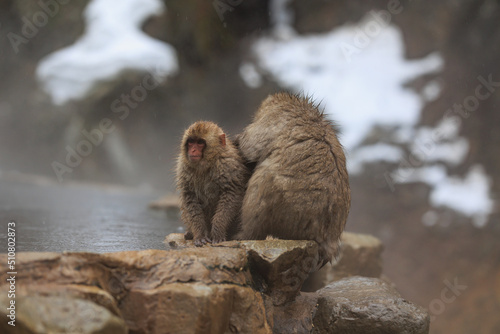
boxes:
[36,0,178,105]
[348,143,403,174]
[421,80,442,102]
[239,63,263,88]
[251,16,443,150]
[430,165,494,228]
[411,117,469,166]
[395,164,494,227]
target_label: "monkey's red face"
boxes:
[186,137,206,162]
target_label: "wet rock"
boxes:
[0,247,257,334]
[10,284,122,317]
[164,231,190,247]
[166,233,319,305]
[303,232,383,291]
[148,194,180,210]
[2,248,251,292]
[0,234,428,334]
[148,194,180,220]
[121,283,271,334]
[312,276,430,334]
[270,293,319,334]
[243,239,319,305]
[0,294,127,334]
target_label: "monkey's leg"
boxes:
[180,193,211,247]
[211,191,243,243]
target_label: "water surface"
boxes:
[0,177,183,253]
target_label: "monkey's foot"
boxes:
[194,237,212,247]
[184,231,194,240]
[211,237,227,245]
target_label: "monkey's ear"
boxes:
[219,134,226,147]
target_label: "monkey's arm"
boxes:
[210,185,244,244]
[180,190,211,246]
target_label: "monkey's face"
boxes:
[186,137,206,162]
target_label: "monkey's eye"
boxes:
[187,138,206,146]
[187,138,206,145]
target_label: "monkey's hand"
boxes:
[194,236,212,247]
[210,228,227,245]
[210,235,226,245]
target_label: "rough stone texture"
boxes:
[1,248,251,290]
[270,293,319,334]
[243,239,319,305]
[121,283,271,334]
[0,248,262,334]
[312,276,430,334]
[303,232,383,292]
[0,235,428,334]
[0,294,127,334]
[6,284,123,317]
[166,233,319,305]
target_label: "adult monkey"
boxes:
[235,92,351,268]
[176,121,248,246]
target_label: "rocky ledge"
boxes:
[0,232,429,334]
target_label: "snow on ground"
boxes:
[36,0,178,105]
[348,143,403,174]
[243,4,494,226]
[397,165,494,227]
[430,165,494,227]
[410,117,470,166]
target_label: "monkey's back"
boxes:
[239,93,351,265]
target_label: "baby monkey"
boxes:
[176,121,248,246]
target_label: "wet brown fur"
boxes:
[176,121,249,246]
[235,93,351,267]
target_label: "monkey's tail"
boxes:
[316,238,342,271]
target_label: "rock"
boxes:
[302,232,383,292]
[270,292,318,334]
[312,276,430,334]
[8,284,122,317]
[1,248,252,291]
[0,247,261,334]
[148,194,180,210]
[148,194,180,220]
[0,294,127,334]
[164,232,190,247]
[0,234,428,334]
[121,283,271,334]
[166,233,319,305]
[243,239,319,305]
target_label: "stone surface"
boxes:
[270,293,319,334]
[303,232,383,291]
[0,248,256,334]
[121,283,271,334]
[0,294,127,334]
[312,276,430,334]
[148,194,180,210]
[166,233,319,305]
[148,194,181,220]
[7,284,122,317]
[0,248,251,291]
[0,235,428,334]
[243,239,319,305]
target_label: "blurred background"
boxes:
[0,0,499,333]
